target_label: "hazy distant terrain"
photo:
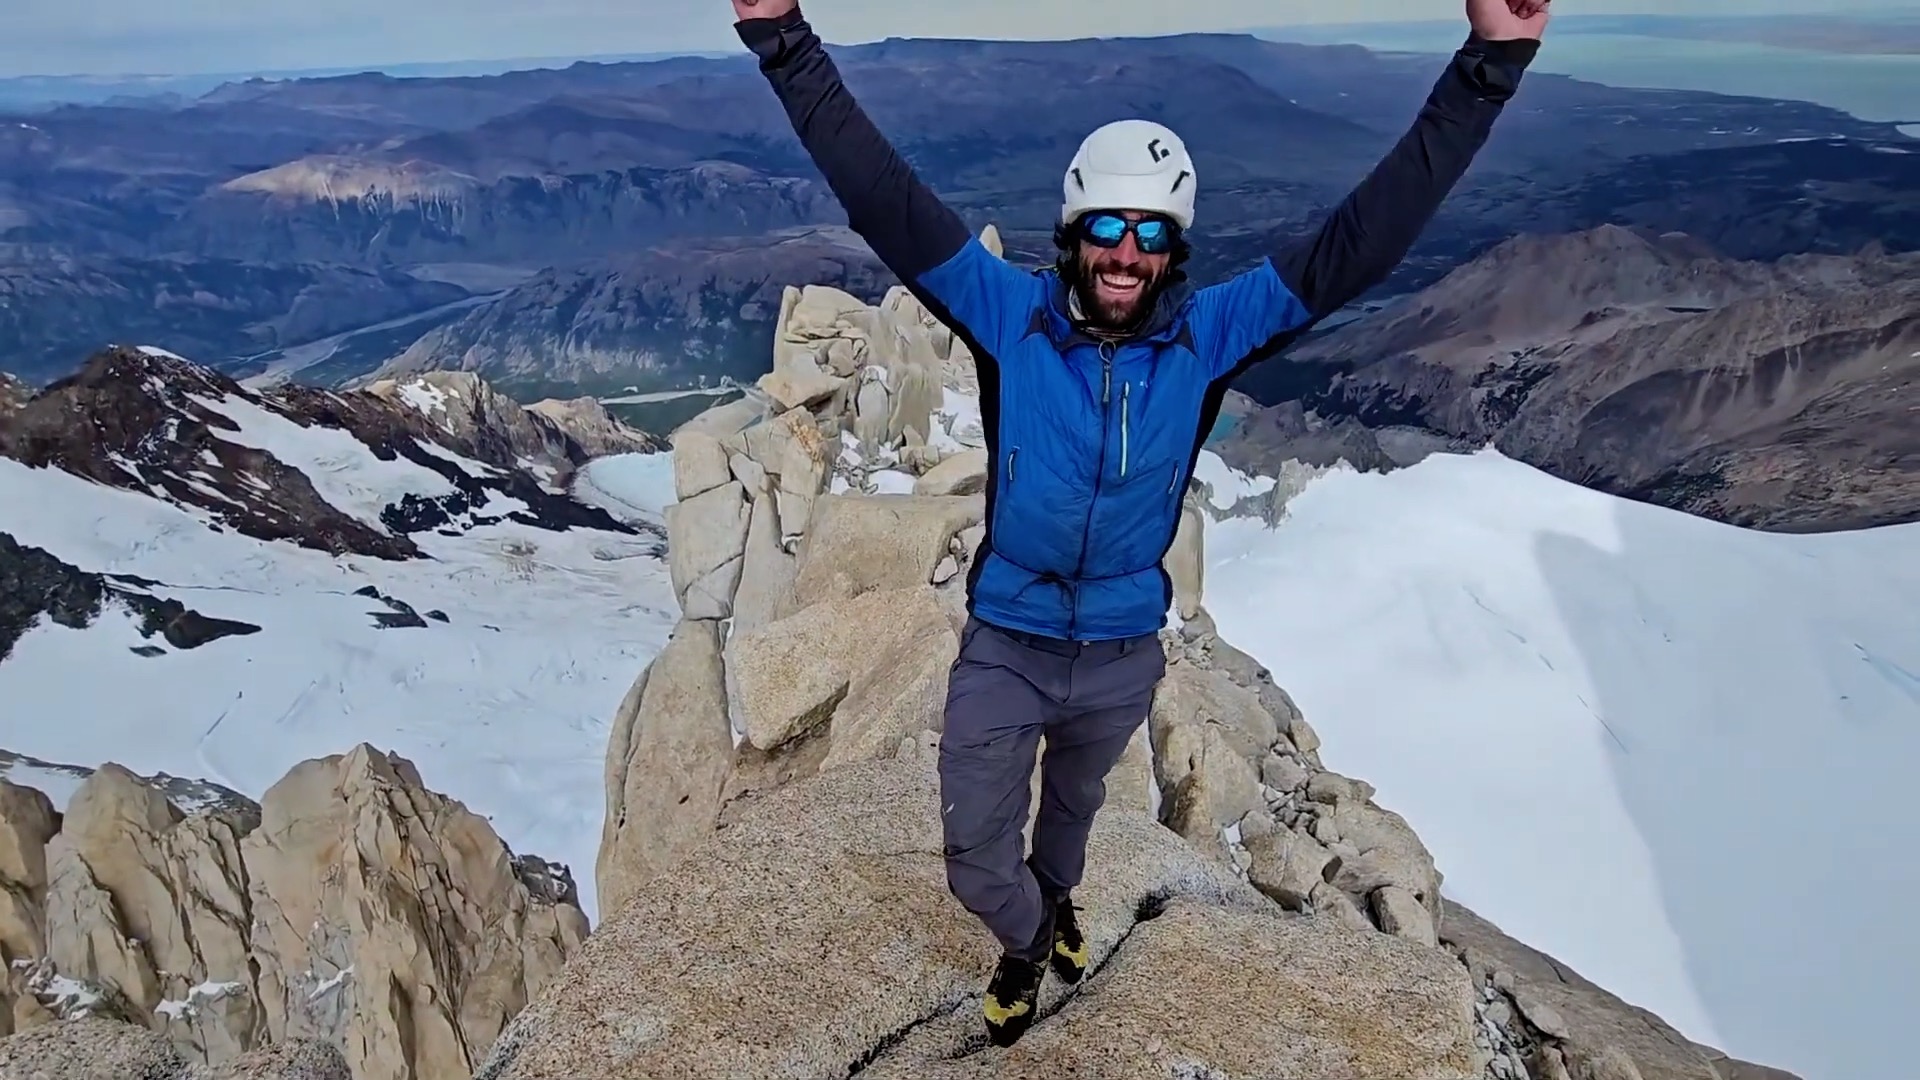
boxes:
[2,28,1914,397]
[0,50,733,111]
[1572,13,1920,55]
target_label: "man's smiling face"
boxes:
[1071,210,1175,330]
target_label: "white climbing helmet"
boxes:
[1060,119,1198,231]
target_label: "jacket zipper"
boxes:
[1008,447,1018,484]
[1121,381,1131,478]
[1071,341,1116,640]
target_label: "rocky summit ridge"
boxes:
[482,230,1797,1080]
[0,231,1802,1080]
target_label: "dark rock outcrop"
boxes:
[358,370,665,479]
[0,533,261,662]
[0,372,26,417]
[0,347,647,560]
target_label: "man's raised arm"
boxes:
[732,1,1035,348]
[1270,32,1540,324]
[1190,0,1547,378]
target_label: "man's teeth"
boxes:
[1098,272,1141,290]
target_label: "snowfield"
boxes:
[1205,448,1920,1080]
[0,452,680,924]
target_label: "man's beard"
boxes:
[1069,251,1162,332]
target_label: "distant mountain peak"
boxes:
[219,154,479,202]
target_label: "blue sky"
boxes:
[3,0,1915,77]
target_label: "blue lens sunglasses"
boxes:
[1078,212,1178,255]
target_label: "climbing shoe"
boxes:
[982,953,1044,1047]
[1049,894,1089,984]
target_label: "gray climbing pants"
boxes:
[938,616,1166,961]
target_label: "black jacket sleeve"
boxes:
[736,7,973,283]
[1273,34,1540,319]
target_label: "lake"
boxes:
[1260,24,1920,127]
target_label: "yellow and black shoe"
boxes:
[982,953,1044,1047]
[1049,895,1089,984]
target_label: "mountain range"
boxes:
[2,31,1913,394]
[1228,225,1920,531]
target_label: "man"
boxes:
[729,0,1549,1048]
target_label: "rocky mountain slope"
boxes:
[0,252,471,386]
[1230,225,1920,531]
[365,225,894,400]
[0,346,662,560]
[0,245,1824,1078]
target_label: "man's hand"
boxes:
[732,0,798,20]
[1467,0,1550,40]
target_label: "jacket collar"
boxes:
[1035,268,1191,351]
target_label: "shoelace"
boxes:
[1055,900,1082,936]
[991,955,1040,999]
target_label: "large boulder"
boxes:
[786,494,984,611]
[668,430,732,500]
[0,782,59,970]
[39,766,260,1056]
[0,1016,349,1080]
[476,755,1479,1080]
[244,746,588,1080]
[724,585,955,752]
[727,466,796,634]
[912,447,988,496]
[860,899,1478,1080]
[596,619,733,917]
[663,481,749,619]
[1164,491,1207,621]
[0,1016,185,1080]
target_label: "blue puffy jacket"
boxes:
[739,8,1537,642]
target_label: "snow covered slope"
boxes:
[1203,448,1920,1080]
[0,356,682,924]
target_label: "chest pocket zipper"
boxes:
[1120,381,1131,478]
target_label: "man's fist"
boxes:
[1467,0,1550,40]
[732,0,798,20]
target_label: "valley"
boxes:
[2,30,1913,401]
